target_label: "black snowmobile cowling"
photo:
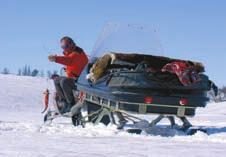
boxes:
[76,52,211,117]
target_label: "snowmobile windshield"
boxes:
[91,22,164,57]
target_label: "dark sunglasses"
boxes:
[61,44,69,49]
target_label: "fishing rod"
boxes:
[41,45,53,114]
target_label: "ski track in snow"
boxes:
[0,74,226,157]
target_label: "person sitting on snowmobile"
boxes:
[48,36,88,116]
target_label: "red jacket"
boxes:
[55,51,88,78]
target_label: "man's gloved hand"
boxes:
[48,55,56,62]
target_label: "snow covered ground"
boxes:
[0,74,226,157]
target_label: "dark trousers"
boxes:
[54,77,77,105]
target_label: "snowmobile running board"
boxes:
[84,105,204,135]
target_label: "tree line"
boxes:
[0,65,64,78]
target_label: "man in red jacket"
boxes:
[48,36,88,114]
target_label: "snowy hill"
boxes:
[0,74,226,157]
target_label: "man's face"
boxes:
[61,40,70,51]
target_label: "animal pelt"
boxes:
[87,52,205,83]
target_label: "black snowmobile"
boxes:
[43,23,217,135]
[76,53,215,134]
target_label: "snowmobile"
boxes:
[75,53,214,134]
[42,23,217,135]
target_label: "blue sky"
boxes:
[0,0,226,86]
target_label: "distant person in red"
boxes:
[48,36,88,113]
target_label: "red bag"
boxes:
[162,61,201,86]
